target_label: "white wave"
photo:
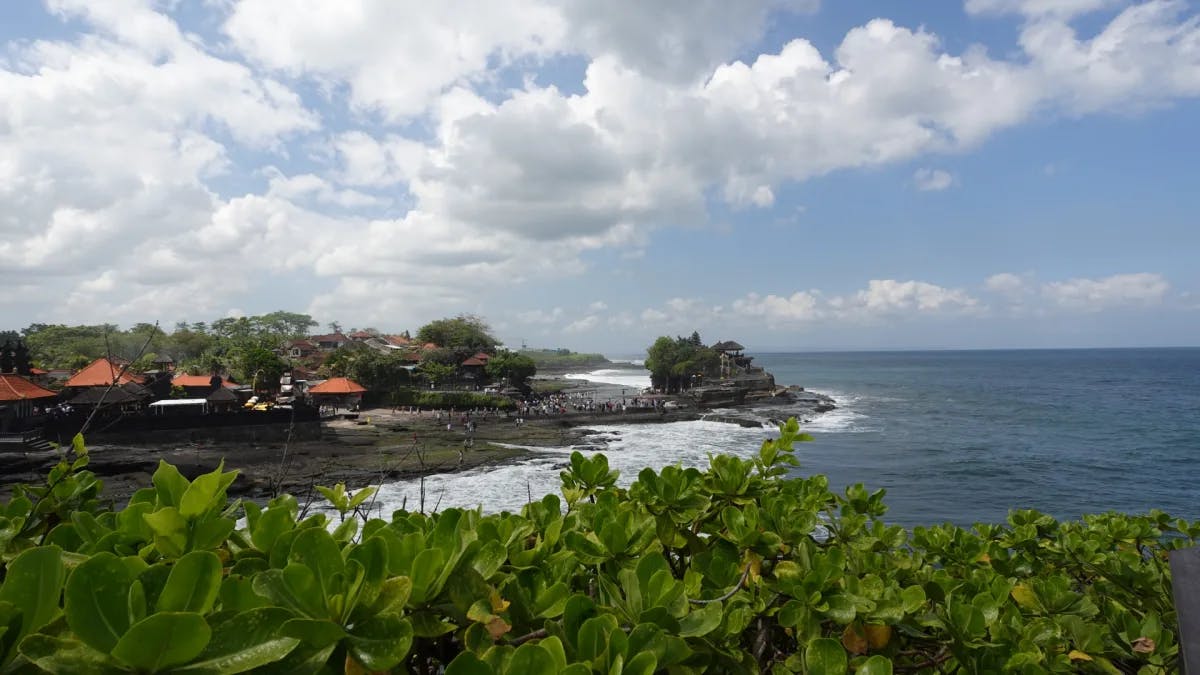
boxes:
[564,369,652,389]
[796,390,875,433]
[369,447,575,515]
[800,406,872,433]
[368,420,770,515]
[608,359,646,366]
[366,390,869,515]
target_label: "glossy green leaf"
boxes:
[179,461,238,519]
[346,614,413,671]
[506,642,557,675]
[471,539,508,580]
[251,642,336,675]
[347,487,376,510]
[287,527,344,601]
[157,550,222,614]
[346,535,388,617]
[253,566,326,619]
[367,575,412,616]
[250,507,295,553]
[64,552,135,653]
[855,654,894,675]
[624,650,657,675]
[152,461,189,509]
[143,507,188,557]
[18,634,123,675]
[280,618,346,648]
[408,547,447,605]
[445,651,494,675]
[678,601,722,637]
[171,607,300,674]
[805,637,848,675]
[900,585,926,614]
[0,545,65,658]
[110,612,211,672]
[191,516,236,551]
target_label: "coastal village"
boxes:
[0,316,835,500]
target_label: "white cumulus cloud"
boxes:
[732,292,822,323]
[1041,272,1170,310]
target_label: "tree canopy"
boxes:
[415,315,497,354]
[486,350,537,388]
[324,345,413,391]
[645,333,720,393]
[10,311,318,379]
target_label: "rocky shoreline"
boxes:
[0,374,836,505]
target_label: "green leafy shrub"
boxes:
[0,420,1193,673]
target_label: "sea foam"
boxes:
[563,369,652,389]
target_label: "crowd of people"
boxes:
[388,390,668,430]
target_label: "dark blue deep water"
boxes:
[756,349,1200,528]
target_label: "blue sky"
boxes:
[1,0,1197,353]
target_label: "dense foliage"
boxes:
[645,333,720,393]
[324,346,415,391]
[486,351,538,389]
[6,312,316,380]
[415,315,498,354]
[0,422,1192,674]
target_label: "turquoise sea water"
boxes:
[756,348,1200,527]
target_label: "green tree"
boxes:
[415,315,497,353]
[232,345,287,391]
[420,347,461,367]
[254,311,318,339]
[645,334,718,393]
[162,327,216,364]
[485,350,537,388]
[210,317,255,342]
[20,324,113,369]
[416,360,456,388]
[325,347,413,392]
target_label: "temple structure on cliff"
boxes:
[712,340,755,379]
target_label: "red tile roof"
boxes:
[172,374,235,388]
[64,358,141,388]
[461,356,487,366]
[0,374,58,402]
[349,331,374,339]
[472,352,491,362]
[311,333,350,343]
[384,335,411,346]
[30,367,48,375]
[308,377,366,394]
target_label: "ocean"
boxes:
[369,349,1200,528]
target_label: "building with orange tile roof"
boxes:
[64,357,141,388]
[307,377,366,394]
[1,374,59,430]
[172,374,235,389]
[0,374,57,402]
[307,376,366,410]
[172,374,236,397]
